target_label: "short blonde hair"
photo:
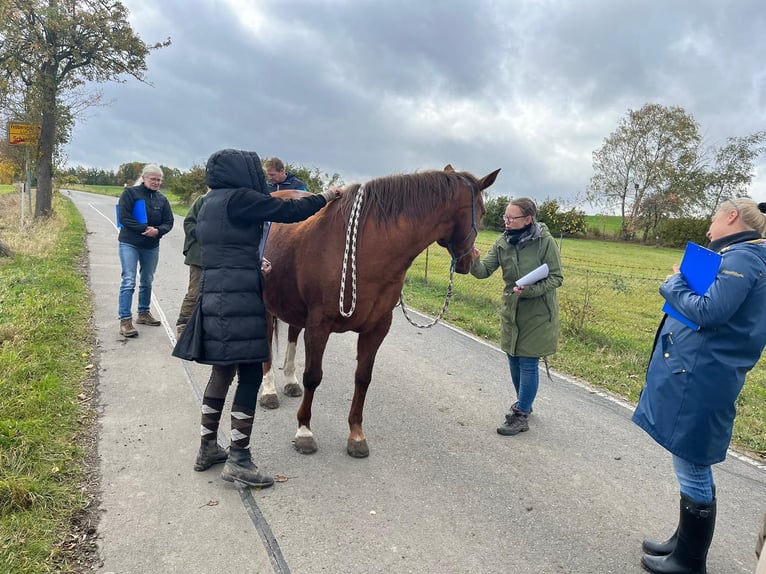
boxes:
[134,163,163,186]
[720,198,766,236]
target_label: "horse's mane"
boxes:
[337,170,482,228]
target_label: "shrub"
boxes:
[657,217,709,248]
[482,196,509,231]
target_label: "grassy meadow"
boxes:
[404,230,766,458]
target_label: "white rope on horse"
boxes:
[338,182,457,328]
[339,185,365,317]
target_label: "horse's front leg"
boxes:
[293,326,331,454]
[282,324,303,397]
[259,313,280,409]
[347,314,392,458]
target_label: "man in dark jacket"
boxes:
[173,148,341,488]
[117,164,174,337]
[174,191,207,338]
[263,156,307,192]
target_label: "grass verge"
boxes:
[404,231,766,458]
[0,192,98,573]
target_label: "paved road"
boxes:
[66,189,765,574]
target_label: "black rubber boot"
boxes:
[220,447,274,488]
[193,438,228,471]
[643,528,678,556]
[641,494,716,574]
[643,487,716,556]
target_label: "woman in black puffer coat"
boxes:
[173,148,341,487]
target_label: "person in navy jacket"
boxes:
[117,163,174,337]
[263,156,307,192]
[633,198,766,574]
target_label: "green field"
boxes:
[584,214,623,237]
[403,230,766,457]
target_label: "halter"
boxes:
[445,175,479,271]
[399,174,480,329]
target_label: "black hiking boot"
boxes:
[220,447,274,488]
[193,438,228,471]
[497,407,529,436]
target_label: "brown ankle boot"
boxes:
[120,317,138,337]
[136,311,161,326]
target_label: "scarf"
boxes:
[504,222,541,245]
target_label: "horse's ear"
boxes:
[479,168,501,191]
[443,164,455,173]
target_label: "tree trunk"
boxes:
[34,64,58,219]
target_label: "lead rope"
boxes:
[398,261,456,328]
[398,176,476,329]
[339,186,365,317]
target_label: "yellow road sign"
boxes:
[8,122,41,145]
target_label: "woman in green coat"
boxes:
[470,198,563,435]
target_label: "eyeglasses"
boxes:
[146,177,162,183]
[503,214,527,222]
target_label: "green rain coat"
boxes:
[470,223,563,357]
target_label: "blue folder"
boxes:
[661,241,722,330]
[115,199,148,228]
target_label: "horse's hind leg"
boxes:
[294,326,331,454]
[347,314,393,458]
[259,313,280,409]
[282,325,303,397]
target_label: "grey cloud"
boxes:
[65,0,766,207]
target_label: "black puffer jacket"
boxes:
[172,149,328,365]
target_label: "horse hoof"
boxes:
[347,438,369,458]
[283,383,303,397]
[259,393,280,409]
[293,436,317,454]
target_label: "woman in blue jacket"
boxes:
[633,199,766,573]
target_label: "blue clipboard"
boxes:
[661,241,722,330]
[115,199,148,228]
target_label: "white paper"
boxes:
[515,263,549,287]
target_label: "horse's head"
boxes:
[437,165,500,274]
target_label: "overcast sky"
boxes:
[64,0,766,210]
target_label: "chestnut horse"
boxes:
[260,165,500,457]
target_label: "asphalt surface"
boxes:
[65,189,766,574]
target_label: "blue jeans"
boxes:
[118,242,159,319]
[672,455,715,504]
[507,355,539,413]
